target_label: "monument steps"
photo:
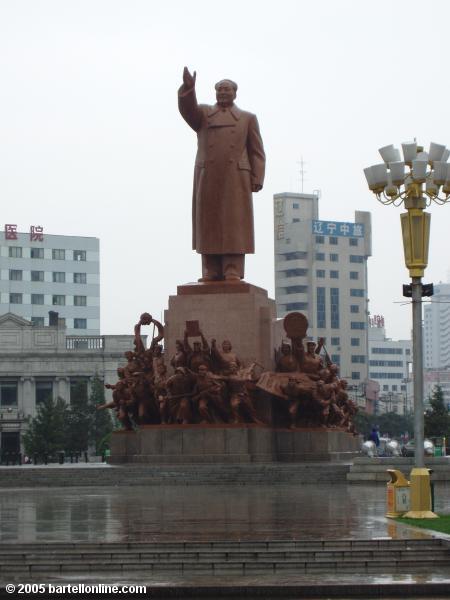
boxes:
[1,538,449,577]
[0,463,350,487]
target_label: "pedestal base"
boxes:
[164,281,276,371]
[109,427,360,464]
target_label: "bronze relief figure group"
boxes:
[99,312,357,433]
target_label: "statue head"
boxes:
[175,339,184,351]
[117,367,125,378]
[281,342,291,356]
[156,363,167,376]
[193,341,202,352]
[222,339,232,353]
[306,341,316,355]
[153,344,163,357]
[124,351,134,361]
[197,363,208,377]
[139,312,152,325]
[229,361,238,374]
[215,79,237,107]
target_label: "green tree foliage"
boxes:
[65,381,91,454]
[89,376,113,454]
[425,385,450,439]
[23,397,69,457]
[354,410,413,439]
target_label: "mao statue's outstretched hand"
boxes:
[182,66,196,90]
[252,184,262,193]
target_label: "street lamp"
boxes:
[364,140,446,518]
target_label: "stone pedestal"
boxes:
[164,281,277,371]
[109,426,360,464]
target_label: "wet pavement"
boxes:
[1,482,449,543]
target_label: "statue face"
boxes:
[306,342,316,354]
[198,364,208,376]
[193,342,201,352]
[216,82,236,107]
[222,340,232,352]
[175,341,183,351]
[229,362,238,374]
[281,343,291,355]
[125,351,134,361]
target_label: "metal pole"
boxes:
[412,276,424,468]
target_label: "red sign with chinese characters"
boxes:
[5,224,17,240]
[4,224,44,242]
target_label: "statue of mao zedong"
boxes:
[178,67,266,282]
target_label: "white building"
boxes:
[424,282,450,370]
[368,315,412,415]
[0,313,135,456]
[273,192,372,384]
[0,226,100,335]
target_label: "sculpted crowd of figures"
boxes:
[99,312,358,432]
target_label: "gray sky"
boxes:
[2,0,450,340]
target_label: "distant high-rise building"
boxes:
[424,282,450,369]
[273,192,372,384]
[0,227,100,335]
[368,315,412,415]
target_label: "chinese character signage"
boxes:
[4,224,44,242]
[312,220,365,237]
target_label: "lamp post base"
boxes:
[403,467,438,519]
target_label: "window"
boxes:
[330,288,339,328]
[74,318,87,329]
[352,372,361,380]
[285,285,308,294]
[369,360,403,367]
[349,238,358,247]
[316,269,325,278]
[74,295,87,307]
[315,235,324,244]
[331,354,340,365]
[293,218,300,223]
[370,372,403,379]
[31,247,44,259]
[31,317,44,327]
[406,349,411,355]
[383,385,389,391]
[35,381,53,405]
[31,294,44,305]
[293,203,299,209]
[392,385,398,391]
[73,273,87,284]
[351,321,365,330]
[351,338,360,346]
[52,272,65,283]
[9,293,22,304]
[350,271,359,280]
[285,268,308,277]
[331,337,340,346]
[329,253,338,262]
[285,251,307,260]
[8,247,22,258]
[9,269,22,281]
[329,236,338,245]
[0,381,18,407]
[350,289,364,297]
[73,250,86,261]
[401,385,407,391]
[330,270,339,279]
[317,286,326,328]
[350,255,364,263]
[372,347,403,355]
[352,355,366,363]
[316,252,325,261]
[350,305,359,313]
[52,295,65,306]
[52,249,65,260]
[31,270,44,282]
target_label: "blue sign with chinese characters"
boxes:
[312,220,364,237]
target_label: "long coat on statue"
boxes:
[178,87,265,255]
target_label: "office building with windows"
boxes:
[368,315,412,415]
[0,313,135,456]
[273,192,372,383]
[0,229,99,335]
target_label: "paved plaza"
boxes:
[0,479,450,597]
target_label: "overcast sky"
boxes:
[1,0,450,340]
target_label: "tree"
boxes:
[65,381,91,454]
[23,397,69,458]
[353,410,413,439]
[425,385,450,439]
[88,376,113,455]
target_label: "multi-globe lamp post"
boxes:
[364,141,450,518]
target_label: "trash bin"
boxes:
[386,469,411,518]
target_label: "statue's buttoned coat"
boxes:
[178,87,265,254]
